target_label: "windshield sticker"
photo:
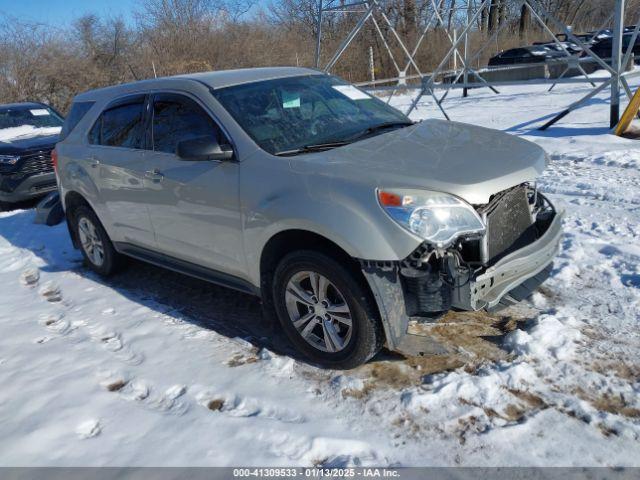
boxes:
[282,91,301,109]
[30,109,50,116]
[332,85,371,100]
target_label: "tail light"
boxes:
[51,149,58,173]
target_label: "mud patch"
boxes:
[105,379,128,392]
[207,398,225,411]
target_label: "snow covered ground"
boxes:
[1,75,639,466]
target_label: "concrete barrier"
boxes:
[442,57,628,85]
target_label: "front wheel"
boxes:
[272,250,383,369]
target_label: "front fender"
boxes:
[241,156,422,285]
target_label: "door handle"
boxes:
[88,156,100,168]
[144,169,164,182]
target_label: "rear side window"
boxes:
[152,94,223,154]
[59,101,94,141]
[89,100,145,149]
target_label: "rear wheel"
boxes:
[72,205,124,276]
[272,250,383,369]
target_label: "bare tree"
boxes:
[0,0,627,112]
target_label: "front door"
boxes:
[143,92,245,278]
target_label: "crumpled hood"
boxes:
[292,119,547,205]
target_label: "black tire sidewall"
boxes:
[272,250,381,369]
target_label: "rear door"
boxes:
[143,92,244,277]
[86,95,155,248]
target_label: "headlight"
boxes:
[378,189,485,247]
[0,155,20,165]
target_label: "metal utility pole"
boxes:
[369,46,375,82]
[463,1,472,98]
[453,30,458,71]
[611,0,626,128]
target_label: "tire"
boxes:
[272,250,383,369]
[71,205,124,276]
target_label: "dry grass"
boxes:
[226,352,259,368]
[390,412,423,438]
[590,360,640,382]
[353,354,467,394]
[408,308,534,363]
[502,404,527,422]
[455,415,490,444]
[589,394,640,418]
[507,388,548,410]
[348,305,536,398]
[406,355,467,376]
[574,387,640,418]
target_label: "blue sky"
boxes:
[0,0,139,25]
[0,0,267,26]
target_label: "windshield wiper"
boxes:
[274,141,352,157]
[273,121,414,156]
[345,121,414,142]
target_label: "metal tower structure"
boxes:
[315,0,640,129]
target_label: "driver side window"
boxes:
[151,94,226,154]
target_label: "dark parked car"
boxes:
[572,33,597,45]
[590,33,640,61]
[584,29,613,42]
[488,46,566,67]
[0,102,63,205]
[533,41,583,56]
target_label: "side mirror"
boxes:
[176,136,234,161]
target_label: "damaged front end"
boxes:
[362,184,563,357]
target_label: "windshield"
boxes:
[212,75,411,155]
[0,105,63,130]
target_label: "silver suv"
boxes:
[55,67,563,369]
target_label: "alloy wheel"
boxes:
[78,217,105,267]
[284,270,353,353]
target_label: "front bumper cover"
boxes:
[455,206,564,311]
[362,204,564,357]
[0,172,57,203]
